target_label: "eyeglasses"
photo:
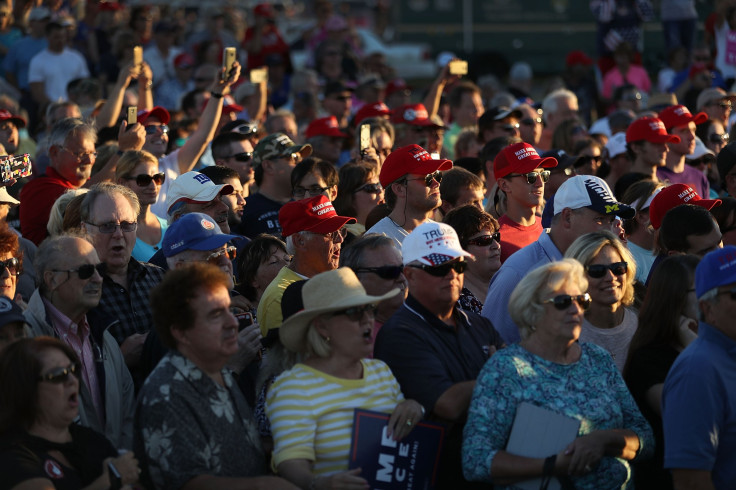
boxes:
[85,221,137,234]
[405,170,442,187]
[500,123,520,133]
[52,262,107,280]
[354,182,383,194]
[60,147,97,161]
[293,185,332,198]
[506,170,550,184]
[126,173,165,187]
[716,287,736,300]
[354,265,403,280]
[229,123,258,136]
[38,363,80,383]
[709,133,729,144]
[409,260,467,277]
[206,246,237,264]
[224,152,253,162]
[311,227,347,242]
[467,232,501,247]
[542,293,592,310]
[520,117,541,127]
[330,303,376,322]
[144,124,169,135]
[586,261,628,278]
[0,257,21,276]
[710,102,733,110]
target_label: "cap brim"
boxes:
[589,202,636,219]
[185,233,240,251]
[289,143,312,158]
[166,183,233,213]
[306,215,357,234]
[506,156,559,176]
[416,250,473,266]
[693,197,722,211]
[649,134,681,144]
[691,112,709,125]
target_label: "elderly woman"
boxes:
[334,162,384,236]
[236,234,292,313]
[565,231,638,372]
[443,204,501,314]
[0,337,139,488]
[116,149,168,262]
[267,268,424,489]
[462,259,653,488]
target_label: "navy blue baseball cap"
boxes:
[696,246,736,298]
[163,213,239,257]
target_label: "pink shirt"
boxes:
[602,65,652,99]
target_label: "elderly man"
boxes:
[375,221,504,490]
[538,88,579,151]
[136,263,297,489]
[257,195,354,336]
[24,234,134,449]
[80,183,165,376]
[366,144,453,246]
[662,246,736,489]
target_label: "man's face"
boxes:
[517,105,543,146]
[46,238,103,313]
[570,207,618,238]
[355,245,407,321]
[269,116,298,142]
[484,117,520,142]
[299,228,345,273]
[50,133,96,187]
[84,192,137,271]
[405,172,441,213]
[454,92,484,128]
[221,177,245,227]
[0,121,19,154]
[500,167,546,209]
[187,194,231,233]
[142,118,168,157]
[219,139,255,184]
[424,127,444,155]
[176,284,239,362]
[323,91,352,121]
[47,27,65,52]
[701,281,736,336]
[684,223,722,257]
[669,122,696,156]
[313,136,343,163]
[548,97,579,131]
[404,258,465,307]
[546,167,574,198]
[704,98,731,126]
[266,153,298,192]
[450,185,484,211]
[175,244,235,289]
[636,140,668,167]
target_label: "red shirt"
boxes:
[498,214,543,263]
[19,167,78,245]
[243,25,289,70]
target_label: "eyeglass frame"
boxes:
[59,147,97,161]
[504,170,550,185]
[125,173,165,187]
[38,362,81,383]
[84,221,138,234]
[0,257,21,276]
[292,185,333,198]
[51,262,107,280]
[402,170,443,187]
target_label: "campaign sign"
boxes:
[348,409,446,490]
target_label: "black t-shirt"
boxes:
[0,424,117,490]
[238,193,283,239]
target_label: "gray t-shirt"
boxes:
[366,217,437,248]
[579,307,638,372]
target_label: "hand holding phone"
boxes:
[133,46,143,67]
[1,154,32,184]
[223,47,237,81]
[127,106,137,126]
[359,124,371,154]
[448,59,468,76]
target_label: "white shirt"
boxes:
[28,48,89,102]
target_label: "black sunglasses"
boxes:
[0,257,21,276]
[38,363,80,383]
[520,117,541,127]
[229,123,258,135]
[226,152,253,162]
[586,261,627,278]
[354,182,383,194]
[144,124,169,135]
[708,133,729,144]
[506,170,550,185]
[293,185,332,198]
[331,303,376,322]
[52,262,107,280]
[354,265,403,280]
[467,232,501,247]
[543,293,592,310]
[405,170,442,187]
[409,260,467,277]
[127,173,165,187]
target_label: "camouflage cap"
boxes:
[252,133,312,167]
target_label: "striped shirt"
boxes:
[266,359,403,476]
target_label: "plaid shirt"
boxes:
[94,258,165,345]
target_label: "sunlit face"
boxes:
[352,175,383,224]
[706,120,728,155]
[636,140,668,167]
[219,139,255,184]
[142,118,168,157]
[404,258,465,307]
[355,245,407,321]
[0,121,19,154]
[50,133,96,187]
[300,229,345,273]
[535,281,585,342]
[175,244,235,289]
[83,193,137,271]
[295,171,337,201]
[500,167,545,209]
[187,194,230,234]
[120,160,160,206]
[46,238,103,314]
[454,92,484,127]
[585,246,626,307]
[669,122,696,156]
[221,177,245,227]
[375,131,392,167]
[405,172,441,213]
[465,228,501,281]
[317,301,376,360]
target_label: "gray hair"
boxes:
[80,182,141,222]
[35,233,89,295]
[48,117,96,150]
[340,233,399,269]
[285,231,311,256]
[541,89,577,124]
[698,287,720,321]
[47,188,89,237]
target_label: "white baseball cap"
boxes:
[605,132,628,159]
[165,171,233,217]
[402,222,473,266]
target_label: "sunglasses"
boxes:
[293,185,332,198]
[53,262,107,280]
[552,167,576,176]
[354,265,403,280]
[144,124,169,135]
[409,260,467,277]
[0,257,21,276]
[543,293,592,310]
[38,363,80,383]
[229,123,258,135]
[520,117,541,127]
[506,170,550,184]
[711,102,733,109]
[501,123,520,133]
[354,182,383,194]
[586,261,627,278]
[126,173,165,187]
[207,246,237,264]
[225,152,253,162]
[467,232,501,247]
[85,221,137,234]
[331,303,376,322]
[716,286,736,301]
[708,133,729,144]
[405,170,442,187]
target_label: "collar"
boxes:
[45,166,75,184]
[698,321,736,354]
[102,257,149,285]
[404,294,467,331]
[42,296,90,338]
[538,231,563,261]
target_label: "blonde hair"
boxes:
[115,149,159,181]
[508,259,588,339]
[47,189,89,237]
[305,320,331,358]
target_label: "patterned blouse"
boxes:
[458,287,483,315]
[462,343,653,489]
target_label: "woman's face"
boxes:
[465,227,501,281]
[374,131,392,167]
[0,251,18,300]
[706,120,728,155]
[120,160,161,206]
[535,280,586,343]
[586,245,626,307]
[352,174,384,223]
[35,349,80,430]
[319,304,375,360]
[252,246,291,299]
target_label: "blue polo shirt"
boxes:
[662,322,736,488]
[481,231,563,343]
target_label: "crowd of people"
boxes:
[0,0,734,489]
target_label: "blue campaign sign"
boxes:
[348,409,446,490]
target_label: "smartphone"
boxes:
[223,47,237,80]
[448,59,468,76]
[127,106,137,126]
[359,124,371,153]
[0,154,32,184]
[236,311,254,332]
[108,461,122,490]
[250,67,267,84]
[133,46,143,66]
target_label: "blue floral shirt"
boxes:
[462,342,653,489]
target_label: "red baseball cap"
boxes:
[657,105,708,130]
[494,142,558,180]
[649,183,721,230]
[379,144,452,187]
[390,103,442,128]
[200,95,243,114]
[354,102,392,126]
[279,195,356,238]
[385,78,412,98]
[566,50,593,67]
[304,116,348,139]
[254,3,275,18]
[626,117,680,144]
[137,106,170,125]
[0,110,26,128]
[174,52,195,69]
